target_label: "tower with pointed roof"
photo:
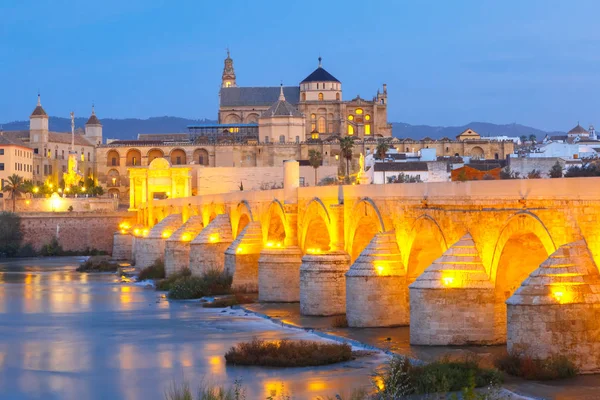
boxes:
[85,105,103,145]
[30,94,49,143]
[221,49,237,88]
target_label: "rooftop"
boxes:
[220,86,300,107]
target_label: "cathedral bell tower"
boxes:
[221,49,237,88]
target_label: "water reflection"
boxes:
[0,257,380,400]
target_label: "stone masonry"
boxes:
[224,221,263,291]
[164,215,204,276]
[188,214,233,276]
[300,251,351,316]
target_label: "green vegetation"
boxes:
[167,269,232,300]
[564,161,600,177]
[224,338,352,367]
[39,237,107,257]
[372,356,502,396]
[77,256,119,272]
[138,259,166,281]
[527,169,542,179]
[2,174,25,212]
[499,166,520,179]
[495,354,577,380]
[156,268,192,291]
[339,136,355,184]
[308,149,323,186]
[0,211,23,256]
[202,293,255,308]
[375,142,390,160]
[549,161,564,178]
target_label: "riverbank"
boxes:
[239,303,600,400]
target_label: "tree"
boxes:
[519,135,527,144]
[2,174,25,212]
[528,134,537,144]
[0,212,23,256]
[308,149,323,186]
[339,137,355,184]
[500,166,520,180]
[549,161,563,178]
[527,169,542,179]
[376,142,390,160]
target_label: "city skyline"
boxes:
[1,0,599,132]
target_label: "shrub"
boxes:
[224,338,352,367]
[16,243,38,258]
[0,211,23,257]
[527,169,542,179]
[156,268,192,291]
[77,256,119,272]
[167,270,233,300]
[495,354,577,380]
[40,237,63,256]
[372,356,502,396]
[549,161,564,178]
[201,269,233,295]
[138,259,166,281]
[202,293,255,308]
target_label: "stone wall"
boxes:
[3,197,118,213]
[196,165,338,195]
[19,212,135,254]
[508,157,565,178]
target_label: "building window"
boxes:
[88,152,90,161]
[365,124,371,135]
[365,114,371,121]
[55,150,58,159]
[264,136,269,143]
[355,108,363,115]
[311,113,316,119]
[0,163,4,171]
[34,148,38,154]
[0,149,3,156]
[295,136,300,143]
[176,156,181,165]
[311,132,320,140]
[348,115,354,121]
[336,93,340,101]
[302,93,306,101]
[328,122,333,133]
[279,135,285,143]
[62,166,66,173]
[348,125,354,135]
[36,165,39,175]
[49,165,52,175]
[81,153,85,162]
[495,153,499,160]
[318,93,324,101]
[132,157,137,166]
[318,117,326,133]
[225,82,231,87]
[111,157,117,166]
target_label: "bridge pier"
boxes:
[164,216,204,276]
[134,214,183,270]
[112,233,133,261]
[345,231,408,327]
[300,251,351,316]
[224,221,263,292]
[507,240,600,373]
[189,214,233,276]
[409,234,496,345]
[258,246,303,302]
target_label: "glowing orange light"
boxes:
[266,241,274,248]
[442,277,454,286]
[236,246,243,253]
[142,229,149,237]
[209,233,218,243]
[120,229,126,235]
[376,265,385,275]
[161,231,172,239]
[276,242,282,248]
[33,187,39,193]
[25,200,31,205]
[133,228,141,236]
[181,233,192,242]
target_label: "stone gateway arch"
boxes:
[120,163,600,372]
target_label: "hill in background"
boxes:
[1,116,563,141]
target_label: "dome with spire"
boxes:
[86,105,102,126]
[568,123,588,136]
[30,94,47,117]
[300,57,340,83]
[261,85,303,117]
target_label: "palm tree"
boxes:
[339,136,355,184]
[2,174,25,212]
[376,142,390,160]
[308,149,323,186]
[519,135,527,144]
[528,134,537,144]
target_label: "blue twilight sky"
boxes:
[1,0,599,131]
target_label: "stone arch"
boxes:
[107,169,120,187]
[224,114,242,124]
[169,148,187,165]
[106,149,120,167]
[491,211,556,287]
[245,113,259,124]
[126,149,141,166]
[108,188,120,198]
[301,198,332,252]
[469,146,484,159]
[405,215,448,284]
[347,198,386,262]
[193,148,209,166]
[147,148,164,162]
[263,200,288,245]
[234,200,254,238]
[490,211,556,341]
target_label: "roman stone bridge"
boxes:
[119,162,600,372]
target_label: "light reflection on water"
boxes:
[0,257,380,400]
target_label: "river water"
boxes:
[0,257,385,400]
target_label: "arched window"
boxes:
[336,93,340,101]
[365,124,371,135]
[365,114,371,121]
[348,125,354,136]
[355,108,363,115]
[279,135,285,143]
[318,117,326,133]
[318,93,324,101]
[348,115,354,121]
[311,113,316,132]
[302,93,306,101]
